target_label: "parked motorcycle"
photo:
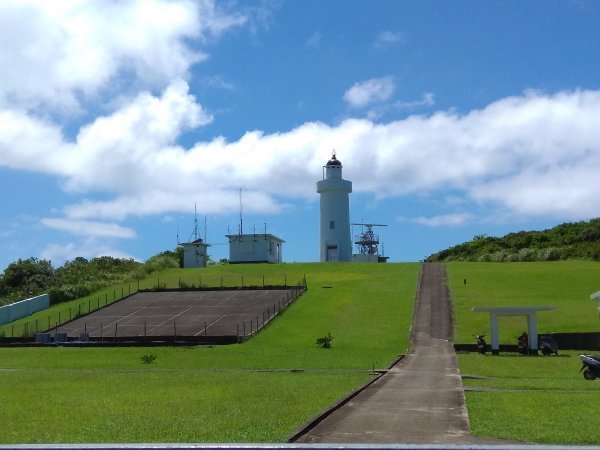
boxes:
[474,334,487,355]
[580,354,600,380]
[516,332,529,355]
[539,333,559,356]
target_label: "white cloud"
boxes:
[413,213,473,227]
[344,77,396,108]
[41,218,136,239]
[40,238,138,267]
[0,0,245,113]
[3,84,600,236]
[374,31,404,48]
[366,92,435,120]
[394,92,435,109]
[200,75,236,91]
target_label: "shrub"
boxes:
[316,333,333,348]
[140,354,157,364]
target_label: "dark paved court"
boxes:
[57,289,297,340]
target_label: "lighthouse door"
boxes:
[326,245,338,262]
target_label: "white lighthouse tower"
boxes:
[317,153,352,262]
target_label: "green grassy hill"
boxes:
[447,261,600,445]
[3,260,600,444]
[448,261,600,343]
[0,262,419,443]
[427,218,600,262]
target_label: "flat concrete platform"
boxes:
[295,263,517,444]
[56,289,298,340]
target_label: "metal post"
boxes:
[114,322,118,339]
[243,321,246,337]
[204,322,207,336]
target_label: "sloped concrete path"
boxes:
[296,263,509,444]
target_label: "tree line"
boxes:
[426,218,600,262]
[0,249,183,307]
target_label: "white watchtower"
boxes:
[317,153,352,262]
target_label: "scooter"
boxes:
[516,332,528,355]
[580,354,600,380]
[474,334,487,355]
[539,334,559,356]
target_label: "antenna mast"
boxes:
[239,188,243,235]
[193,203,199,241]
[351,223,388,255]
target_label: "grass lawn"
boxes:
[459,351,600,445]
[450,261,600,445]
[0,262,419,443]
[447,261,600,344]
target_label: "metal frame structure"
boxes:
[352,223,387,256]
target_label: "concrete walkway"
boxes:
[295,263,510,444]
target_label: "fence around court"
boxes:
[0,273,307,344]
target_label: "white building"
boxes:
[182,239,210,268]
[317,154,352,262]
[226,233,284,264]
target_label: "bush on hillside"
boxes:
[427,218,600,262]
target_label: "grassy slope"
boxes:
[459,351,600,445]
[0,262,418,443]
[448,261,600,444]
[447,261,600,343]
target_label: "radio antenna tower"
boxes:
[239,188,243,235]
[351,223,387,255]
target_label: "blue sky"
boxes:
[1,0,600,270]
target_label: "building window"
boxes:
[329,220,335,229]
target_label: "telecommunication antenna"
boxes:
[351,223,388,255]
[239,188,243,235]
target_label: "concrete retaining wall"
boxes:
[0,294,50,325]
